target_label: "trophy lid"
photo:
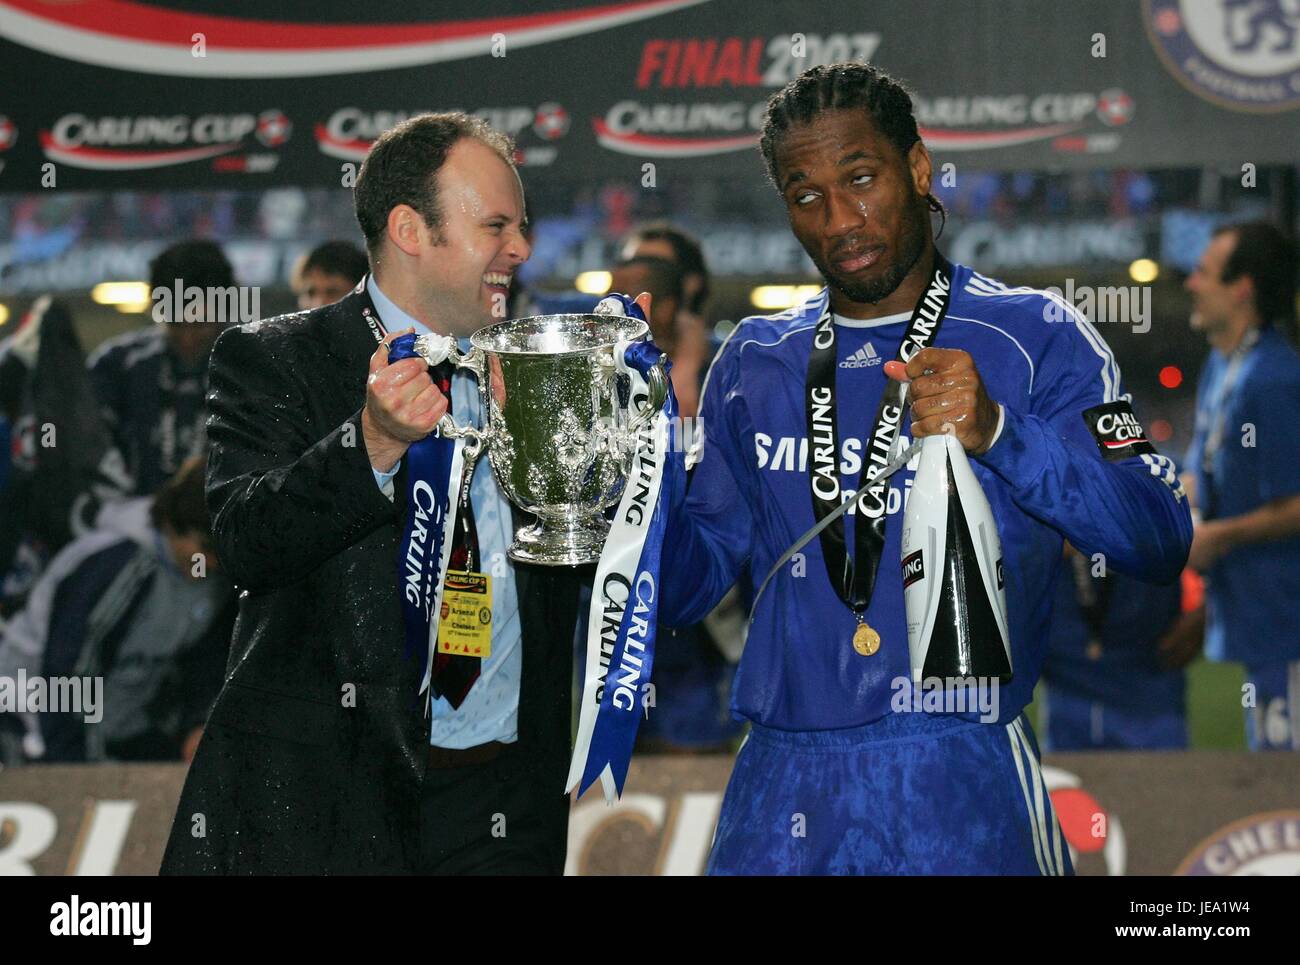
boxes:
[470,313,648,356]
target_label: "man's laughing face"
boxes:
[419,137,530,337]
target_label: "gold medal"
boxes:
[852,621,880,656]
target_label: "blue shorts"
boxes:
[707,712,1073,875]
[1040,685,1187,751]
[1245,660,1300,751]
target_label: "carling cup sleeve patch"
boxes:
[1081,400,1157,461]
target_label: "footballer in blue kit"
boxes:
[1038,549,1190,752]
[658,63,1192,875]
[1183,223,1300,752]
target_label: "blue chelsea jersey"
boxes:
[1041,564,1185,712]
[1186,325,1300,666]
[661,263,1193,731]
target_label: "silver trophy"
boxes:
[414,313,668,566]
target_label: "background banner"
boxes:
[1,0,1298,191]
[2,753,1297,875]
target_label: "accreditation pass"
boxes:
[437,570,492,657]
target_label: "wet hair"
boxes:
[625,222,708,313]
[150,455,210,537]
[1212,221,1298,337]
[353,112,517,254]
[148,240,234,293]
[759,62,946,236]
[301,240,369,285]
[613,255,684,304]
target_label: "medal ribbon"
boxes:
[804,253,954,621]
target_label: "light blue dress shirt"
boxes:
[366,275,523,749]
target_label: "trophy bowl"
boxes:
[421,313,667,566]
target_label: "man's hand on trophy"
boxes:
[884,347,1001,455]
[362,327,449,472]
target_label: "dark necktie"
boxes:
[428,360,482,709]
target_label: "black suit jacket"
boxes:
[160,290,584,874]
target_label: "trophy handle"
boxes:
[435,414,488,460]
[435,413,493,507]
[449,341,486,382]
[626,352,669,436]
[413,332,486,381]
[412,331,489,457]
[415,333,490,503]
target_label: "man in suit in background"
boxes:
[161,112,584,874]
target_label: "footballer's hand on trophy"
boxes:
[884,347,1001,455]
[597,291,668,368]
[595,290,653,325]
[362,327,449,472]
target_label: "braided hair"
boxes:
[759,62,946,237]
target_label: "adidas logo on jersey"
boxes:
[839,343,882,368]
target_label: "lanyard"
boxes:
[359,284,388,345]
[804,253,953,619]
[1200,327,1259,517]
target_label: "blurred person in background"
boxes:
[291,240,369,310]
[1183,221,1300,751]
[0,456,234,766]
[596,257,746,754]
[87,240,236,497]
[607,255,700,415]
[1038,544,1201,751]
[622,220,711,328]
[620,224,752,754]
[0,297,133,617]
[609,255,682,346]
[622,222,713,418]
[620,223,750,751]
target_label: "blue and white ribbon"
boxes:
[389,333,464,712]
[567,296,679,801]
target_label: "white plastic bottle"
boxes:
[900,432,1012,683]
